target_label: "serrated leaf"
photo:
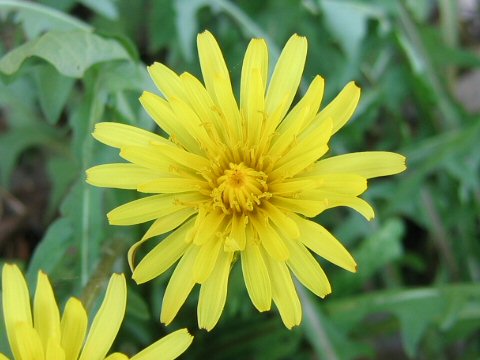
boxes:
[33,63,75,124]
[0,0,90,39]
[0,30,130,77]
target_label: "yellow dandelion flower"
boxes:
[86,31,406,330]
[0,264,193,360]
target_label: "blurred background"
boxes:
[0,0,479,359]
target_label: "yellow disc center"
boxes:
[213,163,269,213]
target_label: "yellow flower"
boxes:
[86,31,406,330]
[0,264,193,360]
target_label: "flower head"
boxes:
[0,264,193,360]
[87,31,406,330]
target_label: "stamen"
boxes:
[211,162,269,213]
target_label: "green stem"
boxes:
[80,78,104,287]
[80,237,129,311]
[297,285,339,360]
[396,2,460,130]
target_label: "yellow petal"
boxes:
[192,236,222,284]
[86,164,164,189]
[241,236,272,312]
[92,122,169,149]
[325,194,375,220]
[198,251,234,331]
[276,75,324,135]
[105,353,129,360]
[292,215,357,272]
[299,189,374,220]
[271,195,328,218]
[132,221,193,284]
[139,91,201,153]
[2,264,33,360]
[311,151,407,179]
[79,274,126,360]
[130,328,193,360]
[127,211,195,274]
[161,245,198,325]
[0,353,10,360]
[150,142,209,172]
[260,202,299,239]
[138,177,206,194]
[314,81,360,134]
[270,118,332,180]
[197,31,230,103]
[141,207,196,241]
[107,193,200,226]
[263,254,302,329]
[13,322,44,360]
[197,31,242,143]
[148,62,188,102]
[192,211,225,246]
[240,39,268,146]
[33,271,61,349]
[250,215,289,261]
[264,34,308,135]
[168,96,216,152]
[269,178,317,194]
[45,338,65,360]
[225,214,247,251]
[211,74,243,143]
[270,75,325,157]
[241,67,265,147]
[315,174,367,195]
[179,72,227,144]
[283,237,331,298]
[118,145,172,172]
[60,298,88,360]
[241,38,268,106]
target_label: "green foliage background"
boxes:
[0,0,479,359]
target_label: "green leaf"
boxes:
[26,217,73,284]
[0,76,39,128]
[0,30,130,77]
[0,0,90,39]
[332,218,404,293]
[319,0,388,59]
[33,63,75,124]
[174,0,207,61]
[46,155,79,219]
[126,285,151,321]
[355,218,404,279]
[80,0,118,19]
[0,122,63,186]
[326,284,480,357]
[394,292,445,357]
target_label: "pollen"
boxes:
[213,163,269,213]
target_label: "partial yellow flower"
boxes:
[87,31,406,330]
[0,264,193,360]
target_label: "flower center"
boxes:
[212,163,270,213]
